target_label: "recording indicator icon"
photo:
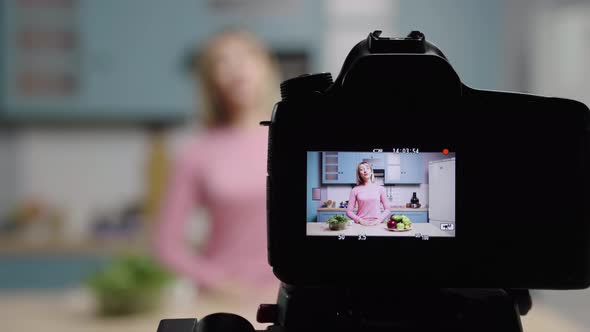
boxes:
[442,148,449,155]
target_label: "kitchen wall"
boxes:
[0,123,196,240]
[18,126,146,240]
[326,182,428,208]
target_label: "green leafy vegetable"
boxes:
[87,255,172,316]
[327,214,349,224]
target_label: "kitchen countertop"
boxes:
[0,285,278,332]
[307,222,451,237]
[2,286,589,332]
[318,207,428,212]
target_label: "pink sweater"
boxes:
[346,184,391,225]
[154,126,275,289]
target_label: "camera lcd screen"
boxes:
[306,150,456,240]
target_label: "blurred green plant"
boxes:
[87,255,172,316]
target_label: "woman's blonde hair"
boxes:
[356,162,375,185]
[195,29,280,128]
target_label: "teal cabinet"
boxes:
[385,154,424,184]
[399,154,424,184]
[358,152,385,169]
[322,152,358,184]
[0,256,109,289]
[317,211,348,222]
[392,211,428,223]
[1,0,322,121]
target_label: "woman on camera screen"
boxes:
[346,162,391,226]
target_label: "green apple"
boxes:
[393,215,403,222]
[396,223,405,230]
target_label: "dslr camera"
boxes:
[158,31,589,332]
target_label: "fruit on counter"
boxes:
[387,220,397,229]
[387,214,412,229]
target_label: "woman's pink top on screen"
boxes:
[346,184,390,224]
[154,126,274,289]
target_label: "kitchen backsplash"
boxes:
[325,182,429,208]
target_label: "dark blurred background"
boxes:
[1,0,589,331]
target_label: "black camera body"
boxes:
[157,31,590,332]
[266,31,590,290]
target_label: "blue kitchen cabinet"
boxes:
[358,152,385,169]
[0,255,110,289]
[322,152,358,184]
[1,0,322,122]
[317,211,348,222]
[384,153,424,184]
[392,211,428,223]
[340,152,359,183]
[399,154,424,184]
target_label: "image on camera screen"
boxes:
[306,150,456,239]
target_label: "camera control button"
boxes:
[256,304,279,324]
[280,72,333,100]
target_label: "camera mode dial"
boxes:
[280,72,333,100]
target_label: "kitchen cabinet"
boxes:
[1,0,199,121]
[1,0,322,122]
[384,153,424,184]
[317,211,348,222]
[322,152,358,184]
[358,152,385,169]
[0,256,109,289]
[392,211,428,223]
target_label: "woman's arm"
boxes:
[153,146,223,289]
[346,188,364,223]
[379,186,391,222]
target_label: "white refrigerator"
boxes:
[428,158,456,229]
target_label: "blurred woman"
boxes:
[154,30,280,297]
[346,162,390,226]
